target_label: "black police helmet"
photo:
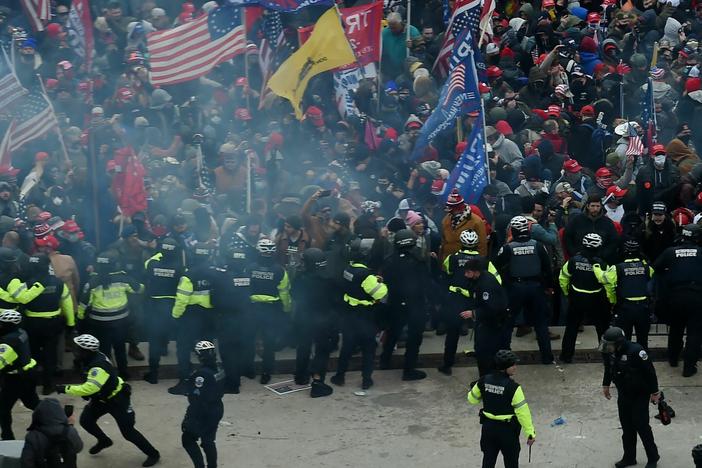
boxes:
[192,243,213,260]
[95,251,118,268]
[347,238,364,262]
[160,237,179,255]
[28,253,51,275]
[0,247,17,265]
[302,247,326,270]
[622,237,640,255]
[681,224,701,242]
[494,350,518,370]
[394,228,417,248]
[692,444,702,462]
[602,327,626,346]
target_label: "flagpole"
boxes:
[406,0,412,58]
[333,4,366,79]
[469,49,490,185]
[376,13,383,115]
[36,74,70,166]
[243,8,250,111]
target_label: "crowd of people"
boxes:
[1,0,702,465]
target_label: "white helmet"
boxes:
[509,215,529,233]
[459,230,479,248]
[582,233,603,249]
[256,238,276,255]
[73,334,100,351]
[194,340,215,352]
[0,310,22,325]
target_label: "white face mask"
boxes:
[654,155,666,168]
[53,197,63,206]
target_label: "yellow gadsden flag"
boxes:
[268,8,355,119]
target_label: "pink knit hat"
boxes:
[405,210,423,226]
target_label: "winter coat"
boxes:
[21,398,83,468]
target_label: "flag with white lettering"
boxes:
[411,28,480,160]
[443,118,487,204]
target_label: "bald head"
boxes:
[2,231,19,248]
[387,12,404,33]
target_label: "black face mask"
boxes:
[679,134,691,145]
[517,30,526,41]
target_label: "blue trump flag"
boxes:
[442,118,488,204]
[227,0,333,11]
[411,28,481,160]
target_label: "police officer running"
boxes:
[601,327,660,468]
[0,310,39,440]
[56,334,160,467]
[22,253,75,395]
[142,238,184,384]
[180,341,224,468]
[292,248,336,397]
[248,238,291,385]
[78,251,143,379]
[380,229,428,381]
[467,349,535,468]
[460,258,511,376]
[331,238,388,390]
[210,246,250,394]
[594,238,654,350]
[438,230,500,376]
[170,244,215,395]
[495,216,555,364]
[654,224,702,377]
[559,233,610,363]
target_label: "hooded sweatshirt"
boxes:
[663,17,682,46]
[21,398,83,468]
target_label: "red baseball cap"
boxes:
[563,159,583,173]
[606,185,628,198]
[652,144,666,155]
[580,105,595,117]
[547,105,561,118]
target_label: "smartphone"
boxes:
[64,404,74,418]
[318,190,332,198]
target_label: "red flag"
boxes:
[111,148,147,217]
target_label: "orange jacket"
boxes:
[439,212,488,261]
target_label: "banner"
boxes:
[298,1,382,71]
[66,0,94,71]
[268,8,355,118]
[333,63,376,117]
[227,0,333,12]
[443,118,487,204]
[411,28,481,160]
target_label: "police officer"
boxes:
[210,246,250,394]
[56,334,160,467]
[142,238,185,384]
[180,341,223,468]
[0,310,39,440]
[559,233,610,363]
[467,349,536,468]
[438,230,500,376]
[0,247,45,309]
[601,327,660,468]
[460,258,511,376]
[495,216,554,364]
[594,238,654,350]
[654,224,702,377]
[78,251,144,379]
[292,248,335,397]
[247,238,291,385]
[331,239,388,390]
[170,243,215,395]
[379,229,428,381]
[693,444,702,467]
[22,253,75,394]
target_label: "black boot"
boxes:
[143,371,158,385]
[330,374,345,386]
[89,438,113,454]
[142,451,160,467]
[294,374,310,385]
[310,379,333,398]
[402,369,427,381]
[614,459,637,468]
[362,377,373,389]
[260,373,271,385]
[437,366,452,376]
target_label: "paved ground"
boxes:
[8,361,702,468]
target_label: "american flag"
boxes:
[444,63,466,106]
[640,77,656,150]
[625,124,644,156]
[20,0,50,32]
[0,121,16,167]
[433,0,482,77]
[258,12,294,108]
[0,53,27,110]
[147,5,246,86]
[478,0,495,46]
[6,90,58,152]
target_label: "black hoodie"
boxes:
[21,398,83,468]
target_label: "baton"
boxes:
[529,444,532,463]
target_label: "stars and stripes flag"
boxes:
[412,28,481,160]
[433,0,482,78]
[147,4,246,86]
[640,77,656,150]
[6,90,58,152]
[478,0,495,46]
[625,124,645,156]
[258,12,294,108]
[0,52,27,110]
[20,0,50,32]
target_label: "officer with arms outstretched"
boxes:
[601,327,660,468]
[56,334,160,467]
[467,349,535,468]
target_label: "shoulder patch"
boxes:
[195,376,205,388]
[90,369,99,376]
[482,291,489,301]
[0,345,5,353]
[638,350,648,361]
